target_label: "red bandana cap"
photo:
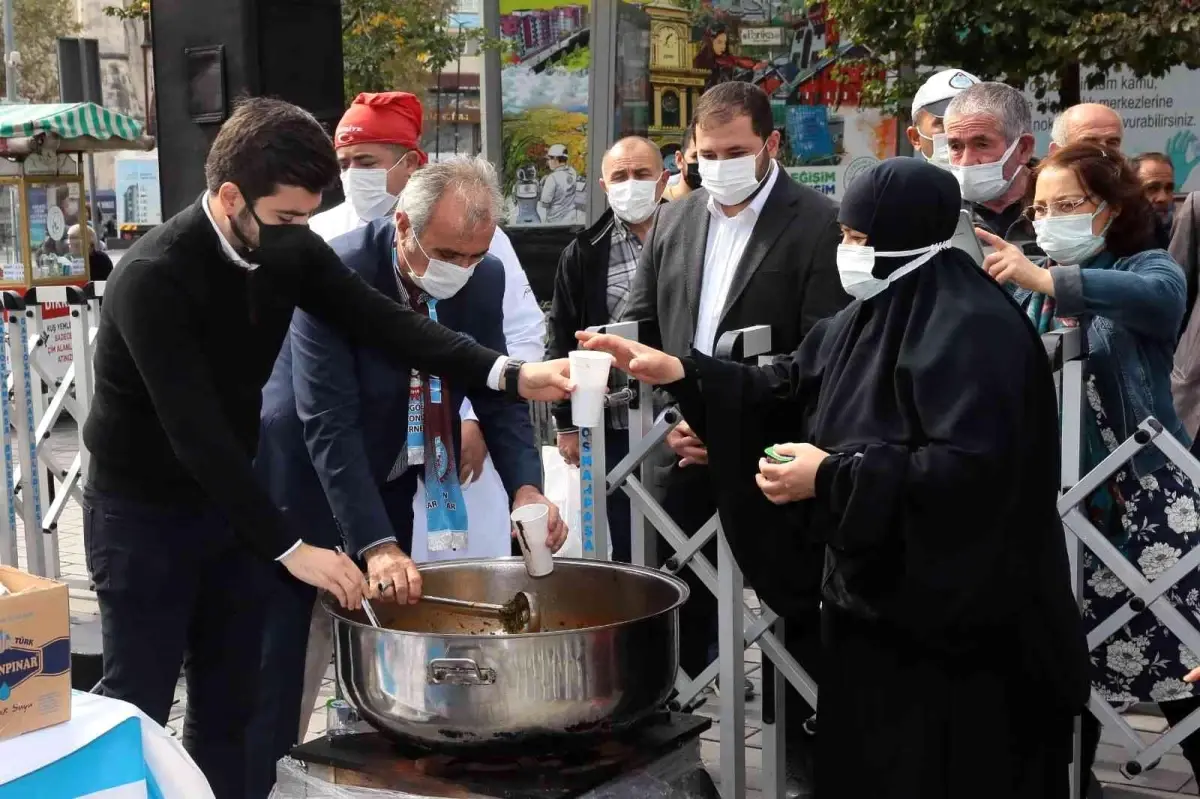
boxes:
[335,92,428,166]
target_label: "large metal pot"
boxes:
[325,557,689,747]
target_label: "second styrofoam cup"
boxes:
[512,504,554,577]
[568,350,613,428]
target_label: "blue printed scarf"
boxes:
[394,251,469,552]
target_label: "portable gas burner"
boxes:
[282,711,718,798]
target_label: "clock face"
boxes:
[662,92,680,112]
[656,28,680,66]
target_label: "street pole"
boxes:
[479,0,501,167]
[141,14,152,125]
[78,38,101,230]
[3,0,17,101]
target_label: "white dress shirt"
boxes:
[201,193,255,271]
[309,199,544,561]
[693,161,780,355]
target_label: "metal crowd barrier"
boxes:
[7,283,1199,795]
[0,281,104,593]
[577,322,1200,797]
[576,321,818,799]
[1049,324,1200,794]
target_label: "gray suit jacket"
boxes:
[1172,192,1200,435]
[622,165,846,359]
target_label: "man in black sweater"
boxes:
[81,97,571,798]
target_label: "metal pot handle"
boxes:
[427,657,497,686]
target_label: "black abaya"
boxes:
[668,159,1089,798]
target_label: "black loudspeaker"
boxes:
[150,0,344,217]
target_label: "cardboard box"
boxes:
[0,566,71,740]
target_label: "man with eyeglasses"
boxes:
[83,98,571,799]
[250,155,566,796]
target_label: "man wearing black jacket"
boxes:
[548,135,667,563]
[622,82,846,796]
[81,97,570,798]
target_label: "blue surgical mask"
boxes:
[836,239,951,301]
[1033,202,1111,266]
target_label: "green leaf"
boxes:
[831,0,1200,112]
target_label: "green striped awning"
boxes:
[0,102,143,142]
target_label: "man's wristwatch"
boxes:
[503,359,526,401]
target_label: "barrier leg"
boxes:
[717,528,746,799]
[0,305,17,566]
[8,295,46,575]
[631,372,656,568]
[71,296,95,485]
[1058,335,1086,799]
[761,616,786,799]
[24,300,57,577]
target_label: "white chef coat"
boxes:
[308,200,546,561]
[693,161,779,355]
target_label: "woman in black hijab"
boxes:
[578,158,1088,798]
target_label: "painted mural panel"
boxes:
[627,0,895,198]
[499,0,591,226]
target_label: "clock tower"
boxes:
[643,0,707,147]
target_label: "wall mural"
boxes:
[631,0,896,199]
[497,0,896,225]
[499,0,591,227]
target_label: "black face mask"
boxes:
[684,162,702,190]
[234,192,316,265]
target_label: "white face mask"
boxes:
[607,178,661,224]
[836,240,951,300]
[1033,202,1111,266]
[918,131,950,168]
[698,143,768,206]
[402,234,477,300]
[950,136,1022,203]
[342,156,408,222]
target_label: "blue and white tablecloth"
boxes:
[0,691,214,799]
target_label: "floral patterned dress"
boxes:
[1082,371,1200,704]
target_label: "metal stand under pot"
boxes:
[277,711,719,798]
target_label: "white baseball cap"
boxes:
[911,69,980,120]
[547,144,568,158]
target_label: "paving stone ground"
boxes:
[10,422,1200,797]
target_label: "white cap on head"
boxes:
[912,69,980,120]
[547,144,568,158]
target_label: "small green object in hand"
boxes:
[764,446,793,464]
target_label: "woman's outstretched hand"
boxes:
[977,227,1054,295]
[575,331,685,385]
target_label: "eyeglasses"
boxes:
[1022,196,1095,221]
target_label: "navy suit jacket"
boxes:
[257,218,542,555]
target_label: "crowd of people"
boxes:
[554,74,1200,797]
[72,63,1200,799]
